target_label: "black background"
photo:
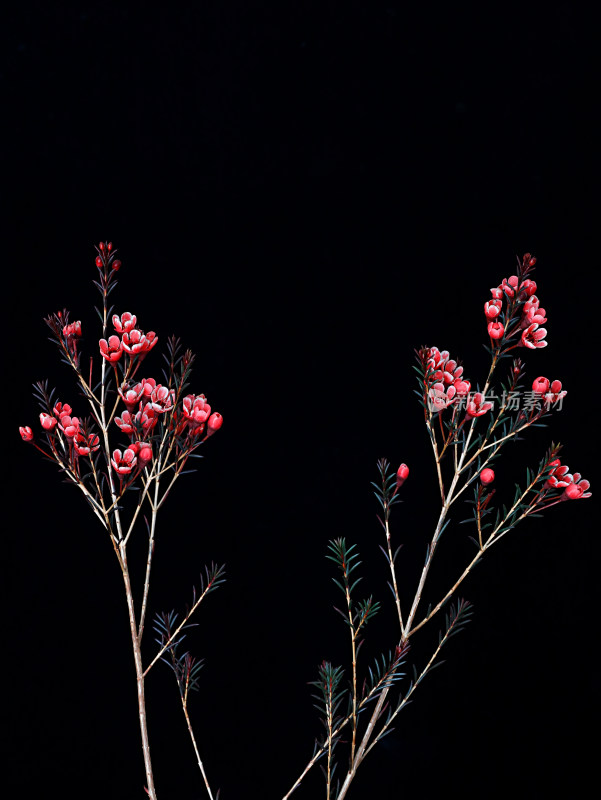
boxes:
[6,2,599,798]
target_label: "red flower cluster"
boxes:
[99,312,158,362]
[20,399,101,458]
[426,347,471,412]
[484,255,548,349]
[531,377,567,406]
[425,347,492,420]
[546,459,591,500]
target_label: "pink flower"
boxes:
[484,300,502,320]
[115,410,136,436]
[562,474,592,500]
[522,304,547,327]
[546,460,571,489]
[487,321,504,339]
[442,359,463,385]
[53,402,72,419]
[207,412,223,435]
[121,329,147,355]
[521,323,548,349]
[58,415,80,438]
[118,382,144,412]
[532,376,550,395]
[138,443,153,466]
[454,379,471,396]
[111,448,138,474]
[543,380,567,407]
[519,279,537,298]
[134,405,159,435]
[128,441,153,465]
[140,331,158,354]
[480,468,495,485]
[100,335,124,362]
[113,312,137,333]
[490,287,504,301]
[396,463,410,488]
[139,378,157,405]
[19,426,34,441]
[74,433,100,456]
[183,394,212,426]
[40,413,58,431]
[465,392,493,418]
[428,382,457,413]
[500,275,519,298]
[149,385,175,413]
[63,320,82,339]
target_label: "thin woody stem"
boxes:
[384,508,405,636]
[180,695,215,800]
[138,477,160,642]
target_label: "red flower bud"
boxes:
[532,376,550,394]
[207,412,223,434]
[96,256,103,267]
[396,463,410,488]
[480,468,495,485]
[19,426,34,441]
[112,259,122,271]
[107,242,113,252]
[138,444,153,466]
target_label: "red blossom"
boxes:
[562,474,592,500]
[521,323,548,349]
[484,300,502,320]
[428,382,457,413]
[454,379,471,396]
[134,405,159,435]
[140,331,158,354]
[543,380,567,407]
[58,415,80,438]
[74,433,100,456]
[100,335,124,362]
[465,392,493,418]
[139,378,157,405]
[532,376,550,395]
[487,321,504,340]
[149,385,175,413]
[115,410,136,436]
[118,382,145,412]
[138,443,153,466]
[522,303,547,327]
[40,413,58,431]
[19,426,34,441]
[63,320,82,339]
[53,402,72,419]
[500,275,519,298]
[490,287,504,300]
[183,394,212,426]
[113,312,137,333]
[519,279,537,298]
[111,448,138,474]
[545,460,571,489]
[121,329,147,356]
